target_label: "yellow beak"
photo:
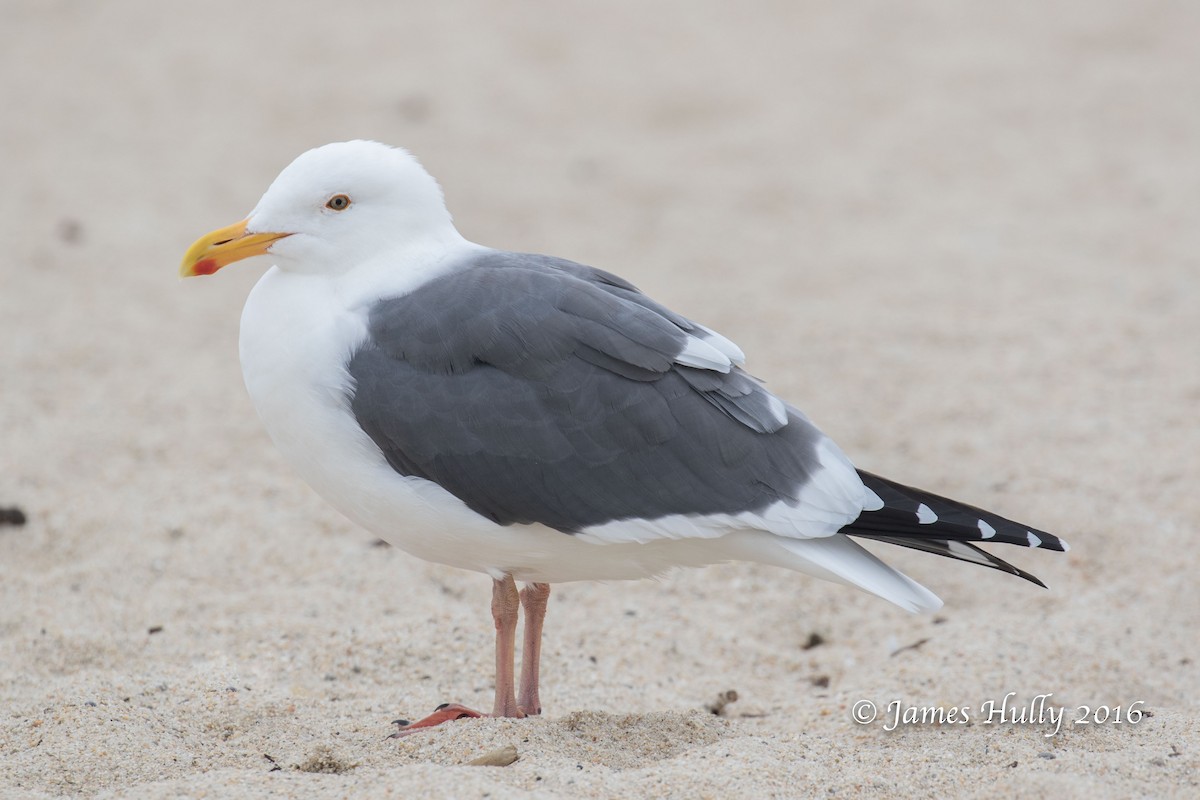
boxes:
[179,219,291,277]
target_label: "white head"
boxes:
[181,141,460,278]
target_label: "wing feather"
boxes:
[346,250,860,535]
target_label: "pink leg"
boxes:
[518,582,551,716]
[390,575,524,738]
[490,574,523,718]
[389,702,483,736]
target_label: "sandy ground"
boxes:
[2,1,1198,797]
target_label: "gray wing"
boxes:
[346,251,830,532]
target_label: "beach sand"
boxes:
[2,2,1197,797]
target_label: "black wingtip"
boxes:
[850,470,1068,553]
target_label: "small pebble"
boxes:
[467,744,518,767]
[706,689,739,716]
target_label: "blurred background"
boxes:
[2,1,1197,796]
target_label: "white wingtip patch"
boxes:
[977,520,996,539]
[1026,531,1042,548]
[1060,539,1070,552]
[916,503,938,524]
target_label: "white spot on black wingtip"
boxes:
[916,503,938,524]
[977,520,996,539]
[1026,531,1042,548]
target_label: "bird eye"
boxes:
[325,194,352,211]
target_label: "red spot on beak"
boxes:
[193,258,219,276]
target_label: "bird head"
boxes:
[180,140,455,278]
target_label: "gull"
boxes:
[180,140,1066,733]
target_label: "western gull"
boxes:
[180,140,1067,734]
